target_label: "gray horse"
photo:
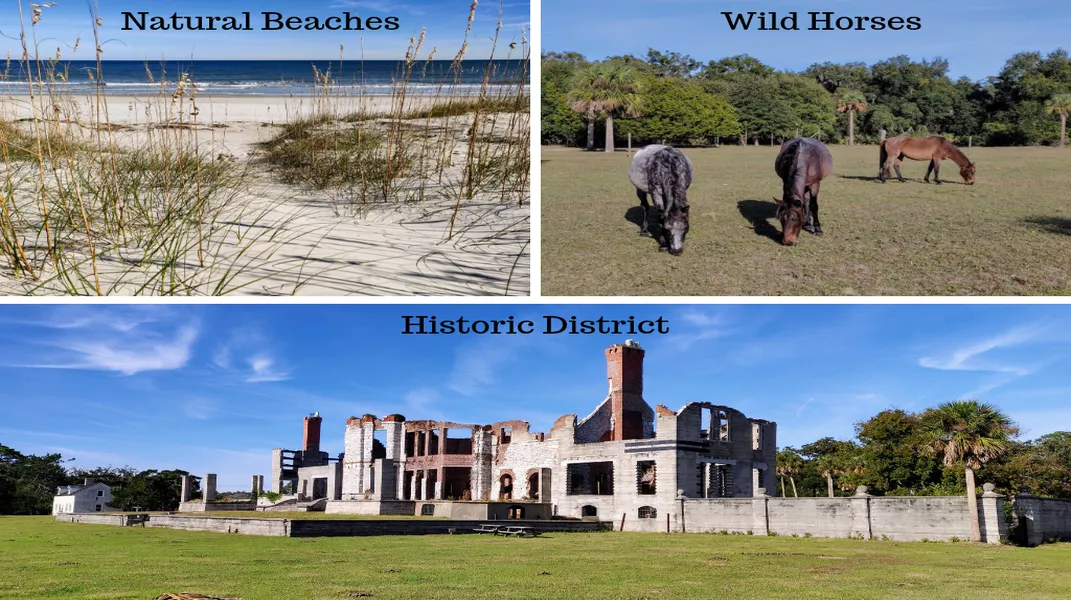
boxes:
[774,137,833,246]
[628,144,694,256]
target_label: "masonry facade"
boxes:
[270,341,777,524]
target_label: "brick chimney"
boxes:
[303,412,322,452]
[606,341,645,441]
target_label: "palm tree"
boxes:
[921,400,1017,542]
[836,90,868,146]
[776,448,804,497]
[568,61,643,152]
[815,455,837,498]
[1045,93,1071,148]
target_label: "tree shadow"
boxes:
[737,199,781,243]
[1023,216,1071,236]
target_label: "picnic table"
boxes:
[471,523,541,537]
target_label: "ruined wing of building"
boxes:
[266,341,777,523]
[52,479,115,515]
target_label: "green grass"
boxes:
[541,145,1071,295]
[4,516,1071,599]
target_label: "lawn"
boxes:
[541,144,1071,296]
[3,516,1071,599]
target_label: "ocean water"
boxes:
[0,59,528,96]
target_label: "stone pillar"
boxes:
[376,459,397,501]
[180,475,193,502]
[270,449,284,494]
[203,474,217,503]
[471,427,493,501]
[409,471,418,501]
[751,488,770,535]
[251,475,261,498]
[979,483,1008,545]
[850,486,872,540]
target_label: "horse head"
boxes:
[961,162,976,185]
[775,196,807,246]
[664,204,689,256]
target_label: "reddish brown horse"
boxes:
[878,136,975,184]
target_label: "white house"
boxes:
[52,479,114,514]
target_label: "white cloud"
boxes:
[17,322,198,376]
[918,325,1044,375]
[246,355,291,383]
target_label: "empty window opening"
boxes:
[636,461,656,495]
[95,504,102,512]
[527,472,540,500]
[428,430,440,455]
[444,429,473,455]
[752,423,762,450]
[697,463,734,498]
[716,410,730,441]
[566,462,614,496]
[421,503,436,516]
[97,490,104,497]
[700,409,711,440]
[638,506,657,519]
[424,469,438,499]
[373,429,388,459]
[501,427,512,444]
[402,471,414,500]
[508,505,525,519]
[443,467,472,500]
[312,477,328,500]
[581,505,598,518]
[404,432,416,457]
[499,474,514,500]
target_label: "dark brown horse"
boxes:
[774,137,833,246]
[878,136,975,184]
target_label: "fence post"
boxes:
[628,133,632,157]
[850,485,872,540]
[979,483,1007,544]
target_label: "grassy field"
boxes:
[3,517,1071,599]
[541,145,1071,296]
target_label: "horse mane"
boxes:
[940,138,972,167]
[647,147,691,212]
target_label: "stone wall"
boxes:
[325,500,416,515]
[54,513,143,526]
[1012,494,1071,546]
[145,515,290,536]
[674,490,1007,542]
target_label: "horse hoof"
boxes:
[814,228,824,236]
[639,230,650,237]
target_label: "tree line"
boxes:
[542,48,1071,149]
[775,401,1071,500]
[0,443,198,514]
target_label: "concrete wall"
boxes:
[288,519,610,537]
[1013,495,1071,546]
[674,491,1006,543]
[145,515,289,536]
[54,513,142,526]
[178,501,253,512]
[325,500,416,515]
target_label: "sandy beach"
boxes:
[0,93,530,295]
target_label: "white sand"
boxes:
[0,94,530,296]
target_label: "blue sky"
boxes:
[2,304,1070,490]
[543,0,1071,81]
[0,1,528,60]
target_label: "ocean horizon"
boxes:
[0,59,528,97]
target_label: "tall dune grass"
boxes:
[0,0,530,295]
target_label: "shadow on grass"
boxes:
[839,174,885,182]
[624,205,645,229]
[737,199,782,243]
[1023,216,1071,236]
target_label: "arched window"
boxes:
[638,506,657,519]
[581,505,598,518]
[499,474,514,500]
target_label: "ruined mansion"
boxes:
[268,341,778,523]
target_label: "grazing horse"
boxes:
[774,137,833,246]
[628,144,693,256]
[878,135,975,184]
